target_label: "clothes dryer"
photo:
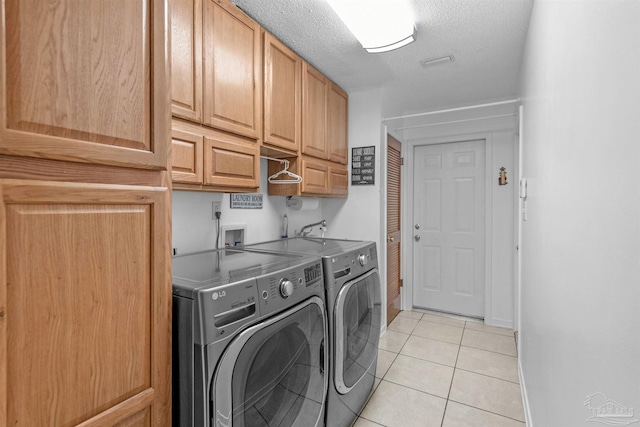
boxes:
[172,248,327,427]
[243,238,381,427]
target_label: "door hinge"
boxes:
[400,278,403,288]
[401,157,404,166]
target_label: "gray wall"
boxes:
[518,1,640,425]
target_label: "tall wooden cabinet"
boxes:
[0,1,171,425]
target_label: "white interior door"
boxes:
[412,140,485,317]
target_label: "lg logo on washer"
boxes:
[211,290,226,300]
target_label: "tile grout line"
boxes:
[375,312,522,426]
[458,342,519,358]
[453,366,521,385]
[440,320,466,427]
[409,309,516,338]
[445,399,527,424]
[451,321,525,424]
[459,341,518,357]
[394,351,457,369]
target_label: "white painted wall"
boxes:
[399,112,518,328]
[324,88,384,245]
[324,87,387,330]
[172,159,325,254]
[518,1,640,426]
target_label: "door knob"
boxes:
[414,235,421,242]
[387,236,395,243]
[415,224,421,230]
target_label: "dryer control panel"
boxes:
[324,242,379,291]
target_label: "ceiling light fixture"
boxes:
[326,0,416,53]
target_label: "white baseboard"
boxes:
[518,358,533,426]
[379,323,387,337]
[485,317,514,329]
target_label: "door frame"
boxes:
[402,132,495,320]
[386,133,402,325]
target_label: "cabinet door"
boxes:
[301,158,329,195]
[204,131,260,189]
[171,0,203,122]
[263,32,301,153]
[203,0,261,139]
[328,84,349,165]
[0,180,171,426]
[302,63,328,160]
[0,0,169,170]
[171,125,204,184]
[329,165,349,196]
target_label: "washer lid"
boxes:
[172,248,309,297]
[244,237,366,257]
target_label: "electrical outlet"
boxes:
[212,201,222,219]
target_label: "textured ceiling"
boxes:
[231,0,534,119]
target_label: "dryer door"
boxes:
[213,296,327,427]
[334,268,381,394]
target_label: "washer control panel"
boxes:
[256,259,323,316]
[279,279,295,298]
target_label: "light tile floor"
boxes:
[353,310,525,427]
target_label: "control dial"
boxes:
[279,279,295,298]
[358,254,368,266]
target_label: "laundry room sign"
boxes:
[351,146,375,185]
[230,193,263,209]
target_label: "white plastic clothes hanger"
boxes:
[262,156,302,184]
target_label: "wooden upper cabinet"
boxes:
[263,32,301,153]
[300,158,329,195]
[204,131,260,189]
[171,118,259,191]
[171,0,203,122]
[268,61,349,198]
[0,0,169,170]
[328,83,349,164]
[302,62,329,160]
[329,165,349,195]
[171,126,204,184]
[203,0,262,139]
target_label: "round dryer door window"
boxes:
[213,297,328,427]
[334,269,381,394]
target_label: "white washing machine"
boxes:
[172,248,328,427]
[243,238,382,427]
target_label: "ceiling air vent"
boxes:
[420,55,454,68]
